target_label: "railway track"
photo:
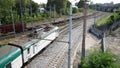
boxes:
[44,23,83,68]
[26,11,108,68]
[40,12,107,68]
[0,11,101,42]
[45,42,68,68]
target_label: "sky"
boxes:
[33,0,120,4]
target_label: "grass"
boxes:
[0,36,19,46]
[95,14,112,26]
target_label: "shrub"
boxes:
[78,8,83,12]
[79,50,120,68]
[72,7,78,13]
[95,8,120,27]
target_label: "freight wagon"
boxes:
[0,23,26,33]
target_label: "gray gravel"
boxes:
[26,12,107,68]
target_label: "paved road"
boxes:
[26,12,107,68]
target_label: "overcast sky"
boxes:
[33,0,120,4]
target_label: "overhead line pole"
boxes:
[82,0,87,58]
[68,3,72,68]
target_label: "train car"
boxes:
[0,26,59,68]
[0,23,26,33]
[0,45,23,68]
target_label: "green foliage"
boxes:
[31,1,39,13]
[66,0,71,8]
[72,7,78,13]
[78,8,83,12]
[65,8,70,15]
[89,4,102,9]
[13,12,20,23]
[77,0,84,8]
[80,57,89,68]
[96,8,120,26]
[47,0,67,13]
[95,14,112,26]
[79,50,120,68]
[0,0,40,24]
[0,0,15,24]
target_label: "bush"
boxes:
[95,8,120,27]
[65,8,70,15]
[78,8,83,12]
[72,7,78,13]
[79,50,120,68]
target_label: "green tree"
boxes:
[66,0,71,8]
[80,50,120,68]
[72,7,78,13]
[77,0,84,8]
[0,0,15,24]
[31,1,39,14]
[47,0,67,13]
[15,0,39,16]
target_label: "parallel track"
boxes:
[0,11,100,41]
[44,12,106,68]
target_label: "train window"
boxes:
[6,63,11,68]
[27,48,30,54]
[33,45,37,53]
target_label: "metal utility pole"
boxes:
[11,7,16,35]
[68,4,72,68]
[82,0,87,58]
[94,11,96,28]
[20,0,25,32]
[101,31,106,52]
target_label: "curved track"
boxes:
[26,12,108,68]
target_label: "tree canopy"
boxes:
[46,0,68,13]
[77,0,84,8]
[0,0,39,24]
[0,0,15,24]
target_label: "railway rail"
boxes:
[26,11,108,68]
[59,13,108,68]
[27,12,108,68]
[45,42,67,68]
[0,11,101,41]
[0,11,108,68]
